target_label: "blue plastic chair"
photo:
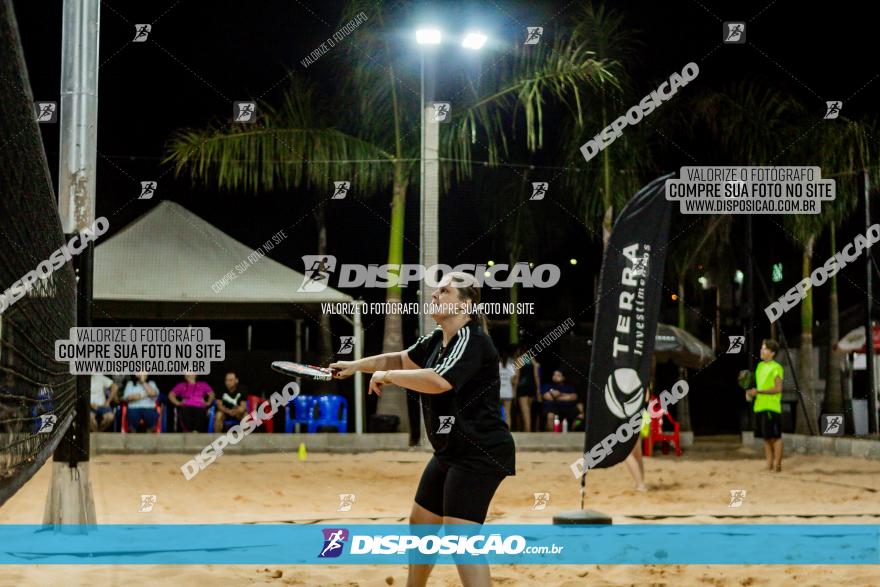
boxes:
[286,395,317,433]
[308,395,348,433]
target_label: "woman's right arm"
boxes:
[330,352,406,378]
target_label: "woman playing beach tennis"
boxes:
[330,271,515,587]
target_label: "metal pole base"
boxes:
[42,462,97,530]
[553,509,613,525]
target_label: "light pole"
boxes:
[415,28,487,337]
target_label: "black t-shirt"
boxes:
[405,321,516,477]
[218,384,249,410]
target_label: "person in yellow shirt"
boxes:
[746,339,784,472]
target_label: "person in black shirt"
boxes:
[331,271,515,587]
[214,371,249,432]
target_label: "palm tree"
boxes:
[667,215,731,431]
[164,77,395,357]
[559,3,648,248]
[166,0,617,430]
[787,119,878,430]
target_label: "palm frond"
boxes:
[164,76,396,195]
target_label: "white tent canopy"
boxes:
[94,201,350,305]
[92,201,365,432]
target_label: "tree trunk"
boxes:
[509,252,520,345]
[376,168,409,429]
[313,206,333,360]
[601,101,613,249]
[824,225,844,414]
[676,276,692,431]
[796,235,817,434]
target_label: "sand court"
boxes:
[1,436,877,585]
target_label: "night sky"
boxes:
[10,0,880,383]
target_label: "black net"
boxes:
[0,0,77,507]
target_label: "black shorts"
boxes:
[515,383,536,399]
[414,456,505,524]
[177,406,208,432]
[542,400,578,420]
[754,410,782,439]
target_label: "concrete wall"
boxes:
[90,431,696,454]
[741,431,880,460]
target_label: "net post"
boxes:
[43,0,99,528]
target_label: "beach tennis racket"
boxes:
[271,361,338,381]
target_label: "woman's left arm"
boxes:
[371,369,452,396]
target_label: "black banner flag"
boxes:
[579,173,674,472]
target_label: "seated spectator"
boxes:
[541,370,579,430]
[169,372,214,432]
[122,372,160,432]
[214,371,249,432]
[90,373,118,432]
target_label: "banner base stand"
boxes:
[552,509,612,525]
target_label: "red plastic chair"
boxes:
[643,404,681,457]
[247,394,273,433]
[120,401,162,433]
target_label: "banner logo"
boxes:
[604,368,643,419]
[723,22,745,43]
[728,490,747,507]
[319,528,349,558]
[299,255,338,292]
[133,24,151,42]
[436,416,455,434]
[824,101,842,119]
[34,102,57,123]
[37,414,57,433]
[337,336,355,354]
[332,181,350,199]
[337,494,356,512]
[234,101,257,123]
[530,182,548,200]
[524,27,543,45]
[726,336,744,353]
[821,413,844,435]
[531,492,550,510]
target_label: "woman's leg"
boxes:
[213,409,225,433]
[408,458,446,587]
[443,468,506,587]
[445,515,491,587]
[126,408,142,432]
[624,441,646,490]
[502,399,512,428]
[100,410,115,431]
[407,502,443,587]
[518,396,532,432]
